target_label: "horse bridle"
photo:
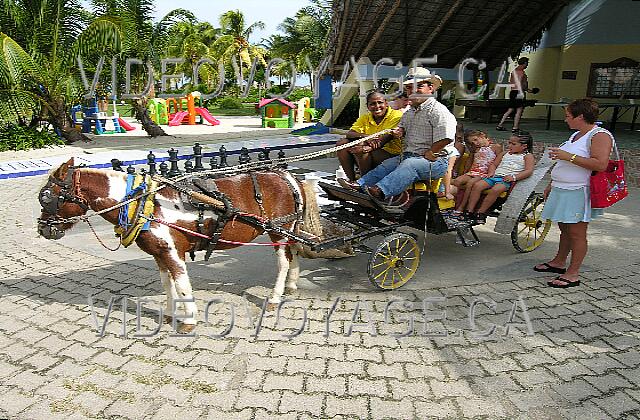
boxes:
[38,165,88,222]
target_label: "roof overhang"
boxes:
[328,0,570,73]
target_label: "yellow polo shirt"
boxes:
[350,107,403,155]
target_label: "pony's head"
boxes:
[37,158,89,240]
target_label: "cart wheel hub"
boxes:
[386,256,405,268]
[368,233,420,290]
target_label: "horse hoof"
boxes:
[177,323,196,334]
[284,287,297,295]
[163,315,173,324]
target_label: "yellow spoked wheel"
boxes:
[367,233,420,290]
[511,193,551,253]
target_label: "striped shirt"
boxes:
[399,97,457,155]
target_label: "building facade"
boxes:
[522,0,640,123]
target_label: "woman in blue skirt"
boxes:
[534,99,614,288]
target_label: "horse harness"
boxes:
[38,166,88,220]
[37,167,303,254]
[180,170,303,261]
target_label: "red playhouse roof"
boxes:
[258,98,296,109]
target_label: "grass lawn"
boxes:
[208,103,258,117]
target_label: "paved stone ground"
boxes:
[1,174,640,419]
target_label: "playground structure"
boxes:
[166,92,220,127]
[71,99,136,135]
[259,98,296,128]
[295,97,319,123]
[147,98,169,125]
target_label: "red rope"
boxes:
[86,219,121,251]
[148,216,296,247]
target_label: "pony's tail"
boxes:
[301,181,323,238]
[297,181,354,259]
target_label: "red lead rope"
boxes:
[143,216,297,247]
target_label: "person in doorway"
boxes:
[496,57,531,134]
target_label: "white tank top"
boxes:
[495,152,526,176]
[551,127,614,189]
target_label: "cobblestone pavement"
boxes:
[1,175,639,419]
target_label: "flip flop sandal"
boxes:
[547,276,580,288]
[533,263,566,274]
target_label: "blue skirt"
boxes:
[541,186,604,223]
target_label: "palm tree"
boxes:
[0,0,122,142]
[166,21,221,90]
[90,0,196,136]
[212,10,268,77]
[270,0,332,91]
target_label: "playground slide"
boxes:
[195,107,220,126]
[117,117,136,131]
[169,111,189,126]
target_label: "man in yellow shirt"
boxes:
[336,90,403,181]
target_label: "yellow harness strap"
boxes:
[114,174,157,247]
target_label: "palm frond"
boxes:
[0,88,41,127]
[0,32,42,86]
[243,21,265,40]
[74,16,123,58]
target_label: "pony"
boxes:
[37,158,323,333]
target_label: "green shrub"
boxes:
[239,87,262,103]
[0,125,65,152]
[287,87,314,103]
[333,94,360,129]
[219,97,243,109]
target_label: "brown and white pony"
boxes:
[37,158,321,333]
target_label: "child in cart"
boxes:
[451,130,502,215]
[461,133,535,223]
[437,123,466,200]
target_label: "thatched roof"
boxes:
[328,0,570,73]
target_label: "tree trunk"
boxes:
[48,99,91,143]
[60,125,91,143]
[132,99,169,137]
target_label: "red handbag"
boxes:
[590,137,628,209]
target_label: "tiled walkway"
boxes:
[1,158,639,418]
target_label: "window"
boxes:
[587,57,640,99]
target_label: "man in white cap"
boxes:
[340,66,457,202]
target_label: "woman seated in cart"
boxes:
[336,90,404,181]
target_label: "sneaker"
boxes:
[496,126,506,131]
[511,128,520,134]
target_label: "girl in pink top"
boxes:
[452,130,502,214]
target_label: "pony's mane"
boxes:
[81,167,125,177]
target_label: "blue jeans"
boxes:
[357,153,448,197]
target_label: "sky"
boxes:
[153,0,312,43]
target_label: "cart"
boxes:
[300,153,554,290]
